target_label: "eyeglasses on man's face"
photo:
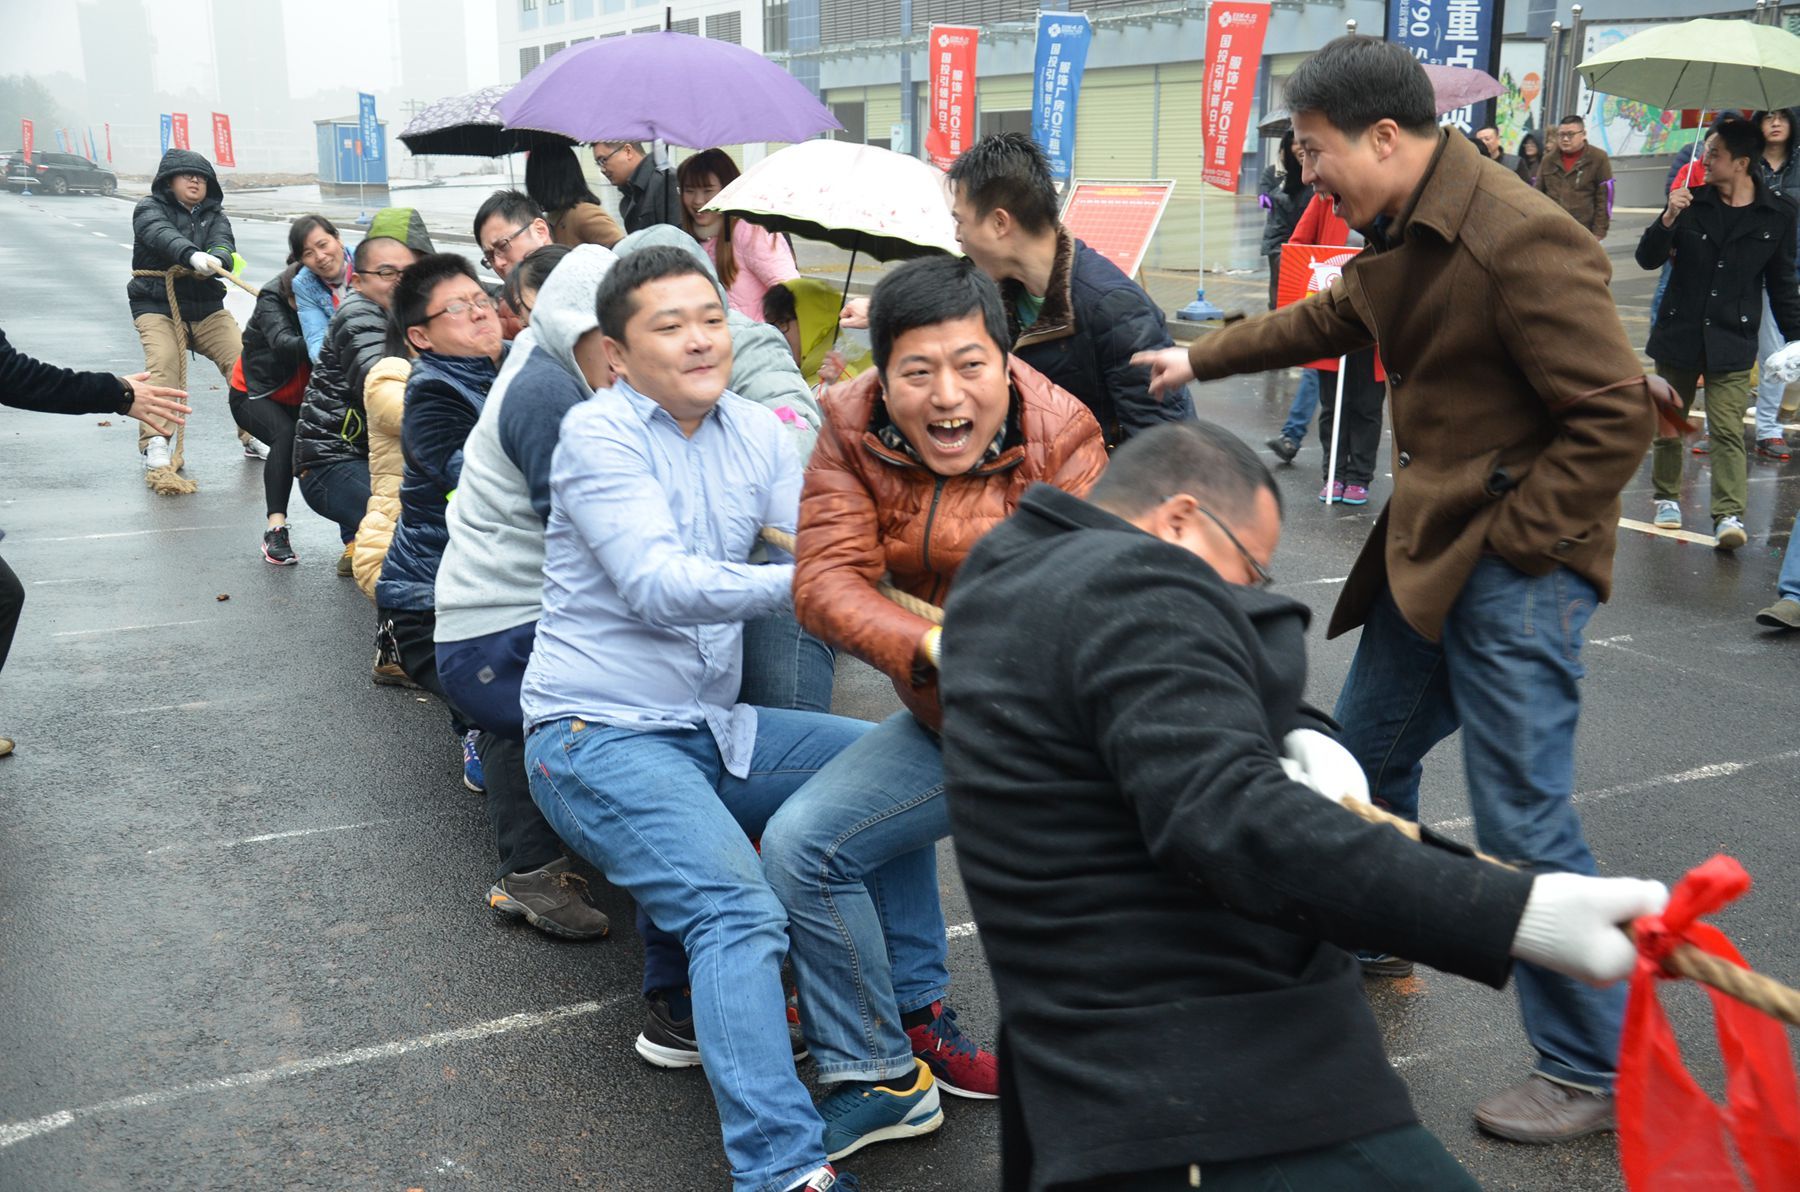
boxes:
[424,294,496,322]
[480,224,532,270]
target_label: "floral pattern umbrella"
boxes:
[398,84,572,157]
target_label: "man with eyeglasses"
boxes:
[939,419,1668,1192]
[1537,115,1613,239]
[592,141,681,234]
[474,191,554,341]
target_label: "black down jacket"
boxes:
[240,264,309,402]
[294,294,388,472]
[126,149,237,320]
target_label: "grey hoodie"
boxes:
[435,244,617,643]
[612,225,822,460]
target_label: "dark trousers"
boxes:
[0,555,21,677]
[1315,346,1386,487]
[1267,250,1282,311]
[297,457,371,544]
[228,391,299,518]
[385,606,565,881]
[1047,1125,1478,1191]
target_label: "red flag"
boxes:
[1276,243,1385,378]
[104,122,112,163]
[1617,855,1800,1191]
[1201,2,1270,191]
[171,112,189,150]
[211,113,235,167]
[925,25,979,170]
[19,118,31,165]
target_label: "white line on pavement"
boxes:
[1291,575,1348,587]
[945,921,978,940]
[0,998,631,1151]
[50,618,207,638]
[90,231,106,237]
[100,701,211,716]
[11,524,234,544]
[144,819,398,856]
[28,577,97,586]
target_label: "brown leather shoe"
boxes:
[1474,1074,1614,1143]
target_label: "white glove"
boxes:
[188,250,217,274]
[1280,728,1371,804]
[1510,873,1669,984]
[1766,340,1800,384]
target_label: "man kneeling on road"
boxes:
[520,245,887,1192]
[941,421,1669,1192]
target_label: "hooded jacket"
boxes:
[776,277,872,389]
[126,150,236,319]
[294,293,389,472]
[436,245,616,643]
[239,264,309,402]
[350,355,413,600]
[614,225,823,460]
[375,347,505,611]
[1003,227,1196,447]
[794,357,1106,728]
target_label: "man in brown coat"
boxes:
[1538,114,1614,238]
[1137,36,1673,1147]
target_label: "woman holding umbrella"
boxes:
[678,148,799,321]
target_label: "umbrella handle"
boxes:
[831,239,860,357]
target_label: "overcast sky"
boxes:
[0,0,504,95]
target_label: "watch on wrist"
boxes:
[116,375,136,416]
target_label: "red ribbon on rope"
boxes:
[1617,855,1800,1191]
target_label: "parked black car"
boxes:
[4,151,118,196]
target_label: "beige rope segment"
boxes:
[129,265,261,496]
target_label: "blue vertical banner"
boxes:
[85,127,97,161]
[53,129,68,153]
[1389,0,1499,131]
[357,91,380,161]
[1032,12,1092,184]
[159,113,172,154]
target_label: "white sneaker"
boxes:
[143,436,171,470]
[1714,515,1747,551]
[243,436,270,460]
[1652,499,1681,530]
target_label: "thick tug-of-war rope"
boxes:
[129,265,261,496]
[765,520,1800,1030]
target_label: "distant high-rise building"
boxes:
[400,0,470,102]
[211,0,292,139]
[78,0,156,168]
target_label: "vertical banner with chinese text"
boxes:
[358,92,381,162]
[212,113,236,167]
[159,114,172,154]
[20,119,32,164]
[925,25,978,170]
[171,112,190,149]
[54,129,68,154]
[1202,2,1270,191]
[1032,12,1092,185]
[1390,0,1500,131]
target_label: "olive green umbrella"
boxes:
[1577,18,1800,110]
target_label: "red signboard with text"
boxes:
[212,113,236,167]
[171,112,190,150]
[926,24,979,170]
[1202,1,1270,191]
[19,119,31,165]
[1061,180,1176,280]
[1277,243,1385,378]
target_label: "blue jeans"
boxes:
[1756,291,1792,441]
[760,711,952,1085]
[1280,369,1321,445]
[1779,509,1800,602]
[1332,557,1624,1091]
[526,708,872,1192]
[740,611,836,713]
[297,458,372,544]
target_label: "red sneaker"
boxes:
[904,1001,998,1100]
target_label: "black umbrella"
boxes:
[398,84,574,157]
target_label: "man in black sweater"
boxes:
[939,421,1667,1191]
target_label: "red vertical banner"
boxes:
[19,119,32,164]
[211,113,236,167]
[171,112,189,149]
[104,122,112,163]
[925,24,979,170]
[1201,1,1270,191]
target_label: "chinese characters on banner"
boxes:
[212,113,236,167]
[19,119,31,165]
[925,25,978,170]
[1390,0,1498,131]
[1032,12,1092,184]
[159,114,172,154]
[1201,2,1270,191]
[358,92,381,161]
[171,112,190,150]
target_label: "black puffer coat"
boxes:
[1257,162,1312,255]
[294,294,388,472]
[240,264,309,402]
[127,149,236,319]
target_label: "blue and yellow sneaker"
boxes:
[818,1058,944,1160]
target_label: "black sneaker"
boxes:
[371,624,420,688]
[261,525,297,566]
[1357,951,1416,978]
[1266,434,1300,463]
[486,858,610,940]
[635,990,809,1069]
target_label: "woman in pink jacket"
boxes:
[677,148,799,321]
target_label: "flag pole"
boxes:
[1325,358,1347,503]
[1177,0,1224,322]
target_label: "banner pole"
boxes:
[1178,0,1224,322]
[1325,357,1347,503]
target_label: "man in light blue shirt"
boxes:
[520,246,892,1192]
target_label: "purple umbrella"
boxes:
[498,32,841,148]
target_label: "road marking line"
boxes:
[0,998,631,1151]
[51,618,207,638]
[145,819,397,856]
[1292,575,1348,587]
[1428,747,1800,833]
[101,701,211,716]
[90,231,106,237]
[1618,517,1718,546]
[11,524,233,544]
[945,921,978,940]
[28,578,97,586]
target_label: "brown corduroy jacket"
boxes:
[1185,130,1661,643]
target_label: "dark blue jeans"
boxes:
[1332,556,1624,1090]
[297,458,371,544]
[1279,368,1321,445]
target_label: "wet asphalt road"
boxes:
[0,192,1796,1192]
